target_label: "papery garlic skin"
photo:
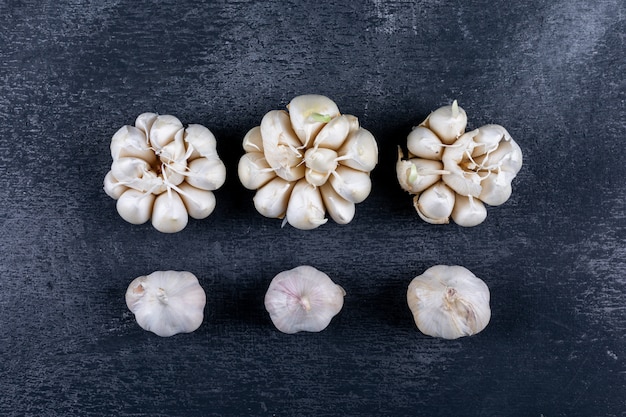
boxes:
[397,101,523,227]
[407,265,491,339]
[103,114,226,232]
[264,265,346,334]
[125,270,207,337]
[238,95,378,230]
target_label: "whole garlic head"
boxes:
[104,114,226,233]
[238,95,379,230]
[406,265,491,339]
[397,101,523,226]
[264,265,346,334]
[125,270,207,337]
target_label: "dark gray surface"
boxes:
[1,0,624,416]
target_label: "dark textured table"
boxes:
[1,1,624,416]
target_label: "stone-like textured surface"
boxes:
[0,0,624,415]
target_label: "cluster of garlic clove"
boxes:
[238,94,379,230]
[397,101,523,226]
[264,265,346,334]
[103,113,226,233]
[407,265,491,339]
[125,270,207,337]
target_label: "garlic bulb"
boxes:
[238,95,379,229]
[104,114,226,233]
[406,265,491,339]
[397,101,523,226]
[264,265,346,334]
[125,270,207,337]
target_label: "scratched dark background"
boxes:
[0,0,624,416]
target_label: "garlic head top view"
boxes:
[407,265,491,339]
[397,101,523,226]
[238,94,379,230]
[104,113,226,233]
[264,265,346,334]
[126,270,207,337]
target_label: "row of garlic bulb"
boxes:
[104,96,522,231]
[126,265,490,339]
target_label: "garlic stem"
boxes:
[451,99,459,118]
[157,288,168,304]
[300,296,312,311]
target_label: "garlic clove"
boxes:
[134,112,158,137]
[122,170,166,195]
[414,182,456,224]
[285,179,328,230]
[305,168,331,187]
[242,126,264,153]
[474,136,523,176]
[151,191,189,233]
[287,95,340,146]
[260,110,304,171]
[264,265,345,334]
[500,139,523,176]
[407,265,491,339]
[110,125,156,163]
[110,156,152,184]
[478,171,514,206]
[421,100,468,144]
[406,126,444,160]
[159,129,187,187]
[103,170,128,200]
[126,270,206,337]
[304,147,339,174]
[159,128,187,165]
[344,114,361,133]
[238,152,276,190]
[441,171,483,198]
[149,115,184,151]
[116,189,155,225]
[471,124,510,157]
[441,130,483,197]
[177,182,216,220]
[162,164,185,188]
[276,162,307,183]
[396,148,446,194]
[336,127,379,173]
[185,157,227,191]
[320,182,356,225]
[329,165,372,204]
[253,176,295,219]
[451,194,487,227]
[311,114,353,150]
[184,124,218,161]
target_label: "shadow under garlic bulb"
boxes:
[264,265,346,334]
[238,94,379,230]
[125,270,207,337]
[407,265,491,339]
[103,113,226,233]
[397,101,523,226]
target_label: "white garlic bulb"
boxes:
[264,265,346,334]
[125,270,207,337]
[397,101,523,226]
[238,95,379,230]
[406,265,491,339]
[104,114,226,233]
